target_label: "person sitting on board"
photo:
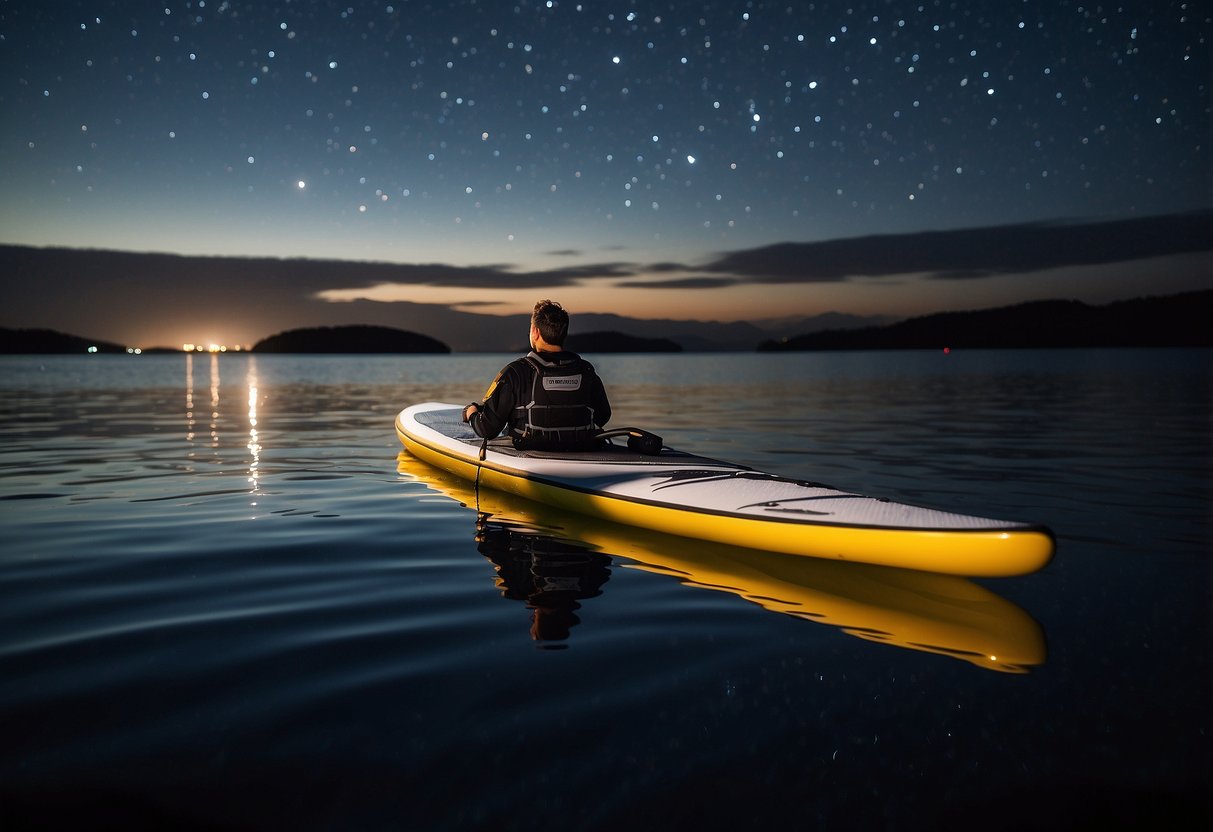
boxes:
[463,299,612,451]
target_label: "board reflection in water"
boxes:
[398,451,1046,673]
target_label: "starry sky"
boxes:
[1,1,1210,345]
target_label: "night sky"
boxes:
[2,1,1210,345]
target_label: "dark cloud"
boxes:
[617,276,741,289]
[544,245,631,257]
[0,245,638,346]
[5,213,1207,312]
[449,300,514,309]
[696,211,1213,284]
[3,210,1208,347]
[321,260,637,292]
[514,262,637,284]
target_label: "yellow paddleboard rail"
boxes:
[398,424,1055,579]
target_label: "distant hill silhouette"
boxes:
[758,291,1213,351]
[6,291,1208,355]
[0,327,127,354]
[252,325,450,353]
[565,331,682,353]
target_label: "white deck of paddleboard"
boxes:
[399,403,1036,533]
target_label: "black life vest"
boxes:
[510,352,600,450]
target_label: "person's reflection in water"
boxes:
[475,515,612,648]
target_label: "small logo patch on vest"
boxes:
[542,374,582,391]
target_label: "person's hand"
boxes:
[463,403,478,422]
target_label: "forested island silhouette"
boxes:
[252,325,450,354]
[759,291,1212,351]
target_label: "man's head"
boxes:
[530,299,569,349]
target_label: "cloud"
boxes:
[3,210,1208,348]
[322,259,635,291]
[525,262,637,282]
[695,211,1213,284]
[448,300,515,309]
[646,262,693,273]
[545,244,631,257]
[313,260,638,301]
[13,211,1202,304]
[616,276,742,289]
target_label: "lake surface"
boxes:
[2,350,1209,830]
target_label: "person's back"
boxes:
[463,300,611,450]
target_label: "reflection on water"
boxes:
[183,351,226,455]
[476,516,612,647]
[183,351,264,507]
[398,450,1046,673]
[209,352,220,449]
[246,356,261,501]
[184,351,195,443]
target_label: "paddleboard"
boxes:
[395,402,1055,577]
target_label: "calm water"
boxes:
[2,351,1209,830]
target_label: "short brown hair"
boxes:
[532,299,569,346]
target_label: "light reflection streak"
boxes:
[185,352,195,446]
[209,353,220,448]
[246,356,261,502]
